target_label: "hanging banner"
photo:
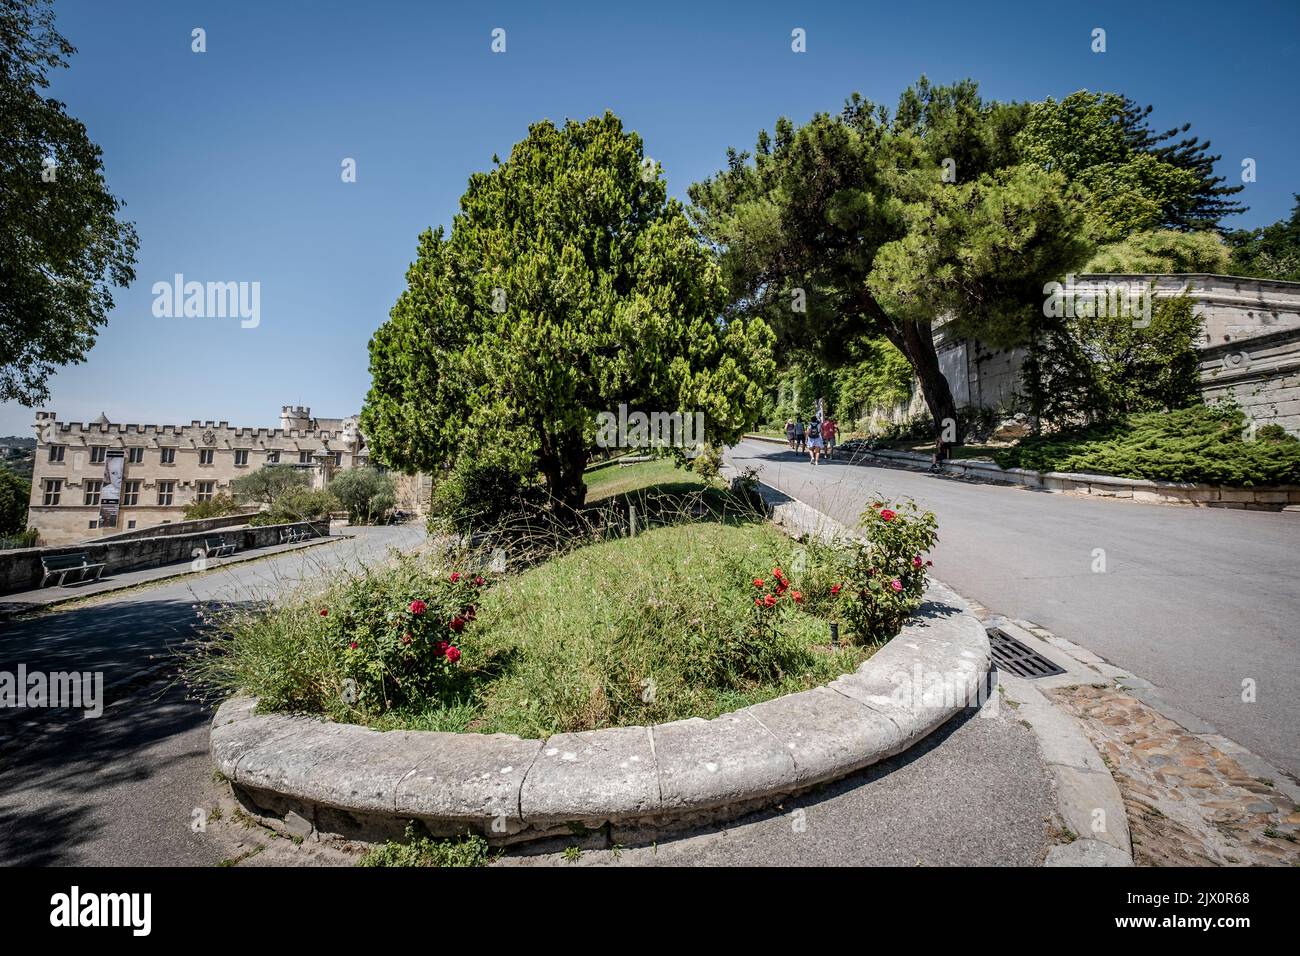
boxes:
[100,449,124,528]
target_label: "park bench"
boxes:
[40,552,107,588]
[278,526,315,544]
[202,536,237,558]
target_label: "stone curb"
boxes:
[210,484,990,845]
[743,434,1300,511]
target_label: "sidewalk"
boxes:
[0,532,349,621]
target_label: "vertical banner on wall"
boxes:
[100,449,124,528]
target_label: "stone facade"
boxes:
[28,405,374,546]
[895,273,1300,435]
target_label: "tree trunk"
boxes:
[538,427,588,510]
[890,320,962,461]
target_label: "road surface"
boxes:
[728,438,1300,779]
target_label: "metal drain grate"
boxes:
[986,627,1066,678]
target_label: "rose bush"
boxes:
[837,499,938,643]
[319,561,490,711]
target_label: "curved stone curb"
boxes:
[211,486,990,845]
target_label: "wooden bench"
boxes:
[202,536,237,558]
[40,552,107,587]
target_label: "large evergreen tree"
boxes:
[689,78,1087,454]
[362,113,774,506]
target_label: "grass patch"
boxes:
[358,824,492,867]
[187,464,873,737]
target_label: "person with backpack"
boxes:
[807,418,823,465]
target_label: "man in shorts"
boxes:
[793,418,805,454]
[821,417,838,459]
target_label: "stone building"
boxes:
[860,274,1300,436]
[28,405,375,546]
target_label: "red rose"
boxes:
[402,633,413,645]
[772,567,784,580]
[450,572,461,583]
[890,579,903,592]
[449,615,466,633]
[791,591,803,603]
[753,578,764,589]
[445,645,462,664]
[754,597,763,607]
[912,556,923,568]
[763,594,777,608]
[319,608,329,617]
[474,576,485,586]
[408,599,427,615]
[925,560,933,567]
[880,509,896,522]
[434,640,449,657]
[348,641,358,650]
[776,579,789,593]
[831,584,842,596]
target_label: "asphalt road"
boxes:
[0,525,425,866]
[728,439,1300,779]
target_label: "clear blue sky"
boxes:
[4,0,1298,435]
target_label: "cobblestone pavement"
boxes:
[1051,685,1300,867]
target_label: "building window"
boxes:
[196,480,215,503]
[88,519,100,529]
[234,449,248,467]
[123,480,141,506]
[333,452,342,467]
[299,450,312,464]
[90,446,107,464]
[127,520,136,529]
[84,479,102,506]
[157,481,175,506]
[43,479,62,506]
[128,446,144,464]
[160,447,176,465]
[266,450,280,464]
[198,448,214,466]
[48,445,65,463]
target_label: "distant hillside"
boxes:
[0,436,36,448]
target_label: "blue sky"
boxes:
[4,0,1298,434]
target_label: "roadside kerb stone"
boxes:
[209,477,989,845]
[744,434,1300,510]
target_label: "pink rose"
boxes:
[890,579,903,592]
[408,599,427,615]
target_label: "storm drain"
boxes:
[986,627,1066,679]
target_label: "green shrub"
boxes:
[247,487,338,526]
[994,404,1300,486]
[835,500,938,643]
[183,492,245,521]
[358,824,491,867]
[328,467,396,524]
[0,469,30,537]
[428,453,541,534]
[690,444,722,480]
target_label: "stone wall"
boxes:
[1199,326,1300,434]
[0,519,330,595]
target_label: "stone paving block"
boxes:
[520,725,660,823]
[745,686,908,786]
[396,732,544,824]
[652,710,796,812]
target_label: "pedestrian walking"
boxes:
[807,418,823,465]
[784,418,796,451]
[793,418,805,453]
[821,417,838,459]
